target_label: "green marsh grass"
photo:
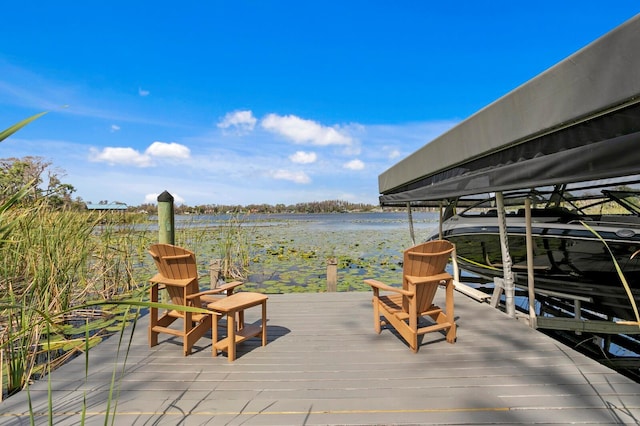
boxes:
[0,205,136,396]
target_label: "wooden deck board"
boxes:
[2,291,640,425]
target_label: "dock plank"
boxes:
[1,291,639,425]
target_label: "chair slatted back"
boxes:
[402,240,454,312]
[149,243,198,280]
[149,243,200,307]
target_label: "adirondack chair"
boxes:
[148,243,242,355]
[364,240,457,352]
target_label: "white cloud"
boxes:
[261,114,352,146]
[270,169,311,184]
[217,110,257,133]
[90,141,190,167]
[138,87,150,96]
[344,159,365,170]
[110,124,120,132]
[145,141,191,159]
[89,147,152,167]
[289,151,317,164]
[143,193,157,203]
[144,192,185,204]
[340,144,362,156]
[388,149,401,159]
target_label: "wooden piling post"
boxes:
[157,190,175,245]
[210,259,222,288]
[327,258,337,292]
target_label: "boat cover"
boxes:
[379,14,640,206]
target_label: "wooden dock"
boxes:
[2,291,640,425]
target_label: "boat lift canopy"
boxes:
[378,14,640,207]
[377,15,640,327]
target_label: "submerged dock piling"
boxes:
[326,258,337,292]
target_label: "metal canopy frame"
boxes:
[378,14,640,206]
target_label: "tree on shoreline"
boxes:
[0,156,84,210]
[128,199,380,215]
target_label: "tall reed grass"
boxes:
[0,204,147,397]
[214,214,252,281]
[0,207,253,400]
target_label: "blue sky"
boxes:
[1,2,637,206]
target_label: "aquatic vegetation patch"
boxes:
[238,225,410,293]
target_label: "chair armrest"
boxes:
[187,281,243,299]
[364,279,413,296]
[215,280,243,293]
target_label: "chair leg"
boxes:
[149,284,159,347]
[185,315,212,356]
[447,279,456,343]
[373,299,381,334]
[410,336,418,353]
[183,311,193,356]
[409,315,418,352]
[446,322,457,343]
[409,295,418,352]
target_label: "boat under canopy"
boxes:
[433,185,640,322]
[378,14,640,207]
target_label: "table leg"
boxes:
[227,311,236,362]
[238,310,244,331]
[261,301,267,346]
[212,312,219,357]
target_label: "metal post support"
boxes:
[495,192,516,318]
[525,198,538,328]
[439,201,444,240]
[406,202,416,246]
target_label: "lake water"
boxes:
[168,211,441,232]
[147,211,443,294]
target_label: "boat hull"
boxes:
[438,218,640,321]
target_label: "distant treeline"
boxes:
[130,200,381,215]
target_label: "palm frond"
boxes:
[0,111,48,143]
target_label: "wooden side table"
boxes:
[208,292,268,361]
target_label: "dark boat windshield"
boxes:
[454,187,640,220]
